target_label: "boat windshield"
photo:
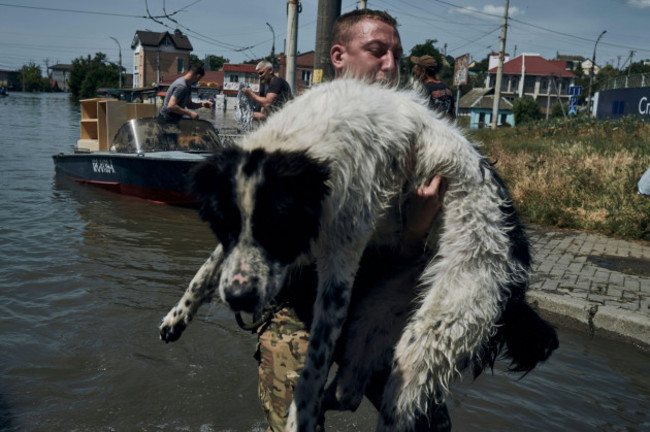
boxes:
[111,118,222,153]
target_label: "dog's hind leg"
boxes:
[159,245,224,342]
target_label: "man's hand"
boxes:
[201,101,214,109]
[189,111,199,120]
[404,174,447,241]
[242,87,253,98]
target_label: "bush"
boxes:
[513,96,542,125]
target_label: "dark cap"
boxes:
[410,55,438,72]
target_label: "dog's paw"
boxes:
[159,304,192,343]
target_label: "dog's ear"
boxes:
[189,147,243,200]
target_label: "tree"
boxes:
[513,96,542,125]
[189,54,230,70]
[18,62,52,92]
[627,60,650,75]
[470,54,490,74]
[68,53,120,101]
[594,64,618,91]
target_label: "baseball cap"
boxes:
[410,55,438,72]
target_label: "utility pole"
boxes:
[266,22,276,69]
[314,0,341,84]
[359,0,367,8]
[627,50,635,78]
[110,37,122,89]
[586,30,606,118]
[286,0,300,92]
[491,0,509,129]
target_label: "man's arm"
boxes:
[402,174,447,256]
[167,96,213,119]
[243,87,278,110]
[167,95,198,119]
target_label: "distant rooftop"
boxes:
[131,29,193,51]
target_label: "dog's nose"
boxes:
[224,286,260,313]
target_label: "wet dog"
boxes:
[159,79,558,431]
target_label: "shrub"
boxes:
[513,96,543,125]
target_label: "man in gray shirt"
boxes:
[159,65,213,120]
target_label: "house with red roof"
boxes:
[486,53,577,114]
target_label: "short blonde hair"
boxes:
[332,9,398,46]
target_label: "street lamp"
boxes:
[110,36,122,89]
[266,22,276,69]
[587,30,606,117]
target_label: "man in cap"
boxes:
[411,55,456,119]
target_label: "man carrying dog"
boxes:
[253,9,450,432]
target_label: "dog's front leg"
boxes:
[285,252,362,432]
[159,245,224,342]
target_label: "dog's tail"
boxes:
[474,295,559,377]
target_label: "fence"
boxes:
[601,73,650,91]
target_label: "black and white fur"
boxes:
[159,79,557,431]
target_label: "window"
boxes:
[510,77,519,92]
[134,52,139,72]
[301,70,312,86]
[177,58,184,74]
[229,75,239,83]
[540,78,549,94]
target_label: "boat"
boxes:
[53,118,224,205]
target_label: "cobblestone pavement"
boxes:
[525,225,650,349]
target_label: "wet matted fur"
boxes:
[159,79,558,431]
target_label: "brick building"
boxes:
[278,51,314,94]
[131,29,193,88]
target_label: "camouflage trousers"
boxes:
[255,306,310,432]
[254,307,452,432]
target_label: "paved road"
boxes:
[525,225,650,349]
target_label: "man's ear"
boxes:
[330,44,346,70]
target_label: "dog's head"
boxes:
[190,146,330,314]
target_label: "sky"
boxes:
[1,0,650,75]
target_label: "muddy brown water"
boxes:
[0,93,648,431]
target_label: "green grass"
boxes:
[467,116,650,241]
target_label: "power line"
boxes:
[0,2,162,19]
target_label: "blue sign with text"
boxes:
[568,86,582,96]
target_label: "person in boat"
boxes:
[158,65,213,121]
[242,60,293,122]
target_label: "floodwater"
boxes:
[0,92,648,431]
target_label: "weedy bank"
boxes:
[469,116,650,241]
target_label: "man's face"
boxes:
[188,73,203,85]
[412,65,426,81]
[257,67,273,84]
[331,19,403,84]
